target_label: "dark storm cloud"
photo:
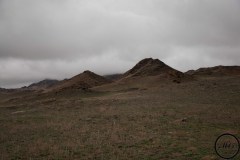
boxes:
[0,0,240,88]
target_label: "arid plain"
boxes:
[0,58,239,159]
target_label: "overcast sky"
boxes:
[0,0,240,88]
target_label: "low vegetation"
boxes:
[0,58,239,159]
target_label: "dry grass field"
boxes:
[1,0,240,159]
[0,75,239,159]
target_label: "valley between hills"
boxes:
[0,58,240,159]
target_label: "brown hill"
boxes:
[121,58,185,80]
[186,66,240,76]
[48,70,111,92]
[94,58,192,92]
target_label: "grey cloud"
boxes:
[0,0,157,60]
[0,0,240,88]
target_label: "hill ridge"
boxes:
[122,58,184,79]
[186,65,240,76]
[48,70,111,92]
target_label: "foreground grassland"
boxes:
[0,76,240,159]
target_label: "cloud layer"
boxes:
[0,0,240,88]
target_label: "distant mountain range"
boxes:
[22,79,59,90]
[2,58,239,91]
[104,74,122,81]
[185,66,240,76]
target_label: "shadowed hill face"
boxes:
[122,58,184,79]
[48,70,111,92]
[0,88,6,91]
[104,74,122,81]
[26,79,59,90]
[186,66,240,76]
